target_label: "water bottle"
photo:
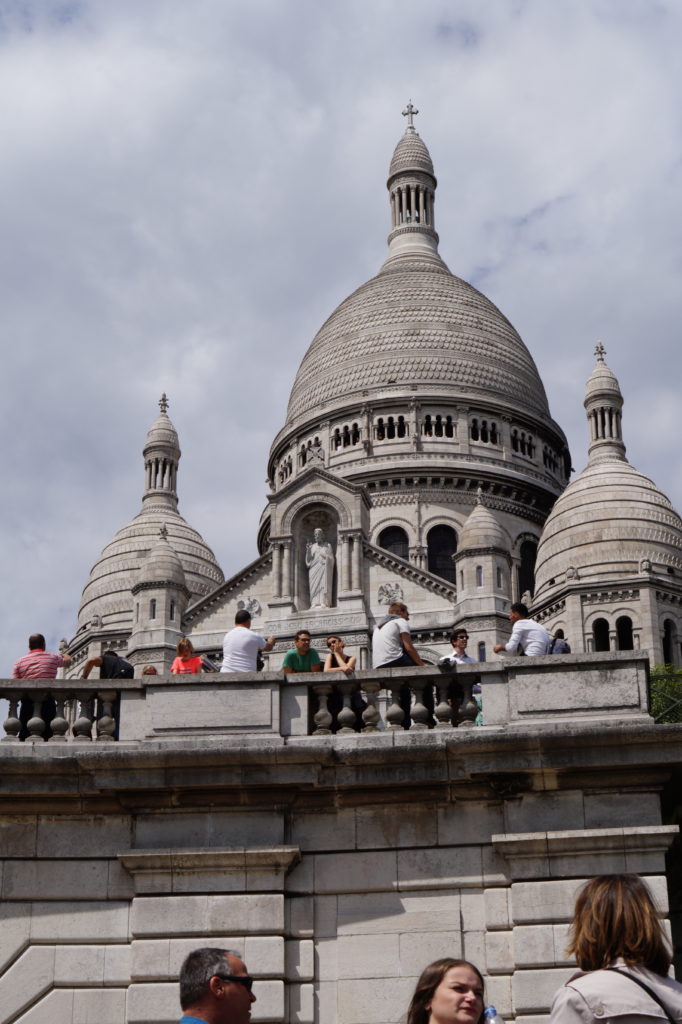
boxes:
[484,1007,505,1024]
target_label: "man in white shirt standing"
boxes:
[220,610,275,673]
[493,603,551,657]
[372,602,424,668]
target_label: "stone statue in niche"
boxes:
[306,528,335,608]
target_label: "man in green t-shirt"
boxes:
[282,630,322,673]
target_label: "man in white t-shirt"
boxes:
[220,611,275,673]
[493,603,551,657]
[372,602,424,669]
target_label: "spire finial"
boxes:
[159,393,169,414]
[594,341,606,363]
[402,100,418,130]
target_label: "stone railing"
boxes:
[0,651,652,743]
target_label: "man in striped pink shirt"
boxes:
[12,633,71,678]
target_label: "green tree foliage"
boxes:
[650,665,682,724]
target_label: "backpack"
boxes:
[549,637,571,654]
[101,653,135,678]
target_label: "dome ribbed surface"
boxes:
[78,510,224,630]
[585,360,623,400]
[137,533,187,588]
[286,256,551,425]
[389,129,435,178]
[459,503,511,551]
[534,460,682,598]
[144,410,179,452]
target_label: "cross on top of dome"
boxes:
[594,340,606,362]
[159,393,169,414]
[402,100,418,130]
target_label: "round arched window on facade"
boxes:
[378,526,409,561]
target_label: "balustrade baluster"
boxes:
[26,691,47,743]
[50,696,69,742]
[457,678,479,728]
[336,682,357,734]
[96,690,117,741]
[73,693,95,741]
[434,681,454,728]
[312,683,333,735]
[410,682,430,730]
[2,693,22,742]
[361,681,382,732]
[386,683,405,730]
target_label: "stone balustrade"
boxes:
[0,650,652,743]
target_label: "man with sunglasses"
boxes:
[179,947,256,1024]
[438,629,476,666]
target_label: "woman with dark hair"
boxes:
[407,958,486,1024]
[550,874,682,1023]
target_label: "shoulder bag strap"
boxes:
[605,967,675,1023]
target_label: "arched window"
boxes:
[423,415,433,437]
[496,567,502,589]
[663,619,677,665]
[300,445,307,466]
[386,417,396,439]
[616,616,634,651]
[378,526,409,560]
[480,420,489,443]
[490,422,498,444]
[376,418,385,441]
[427,525,457,583]
[333,428,341,449]
[149,599,157,620]
[476,566,483,587]
[478,641,486,663]
[169,600,175,621]
[342,425,351,447]
[511,429,519,452]
[593,618,610,652]
[351,423,360,445]
[470,418,479,441]
[445,415,454,438]
[397,415,406,438]
[517,540,538,599]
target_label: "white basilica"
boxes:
[66,109,682,674]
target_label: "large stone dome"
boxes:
[534,459,682,600]
[286,254,552,427]
[534,349,682,602]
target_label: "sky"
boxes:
[1,0,681,671]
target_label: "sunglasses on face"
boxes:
[214,973,254,992]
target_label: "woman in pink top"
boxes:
[170,638,203,675]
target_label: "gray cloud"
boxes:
[1,0,681,667]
